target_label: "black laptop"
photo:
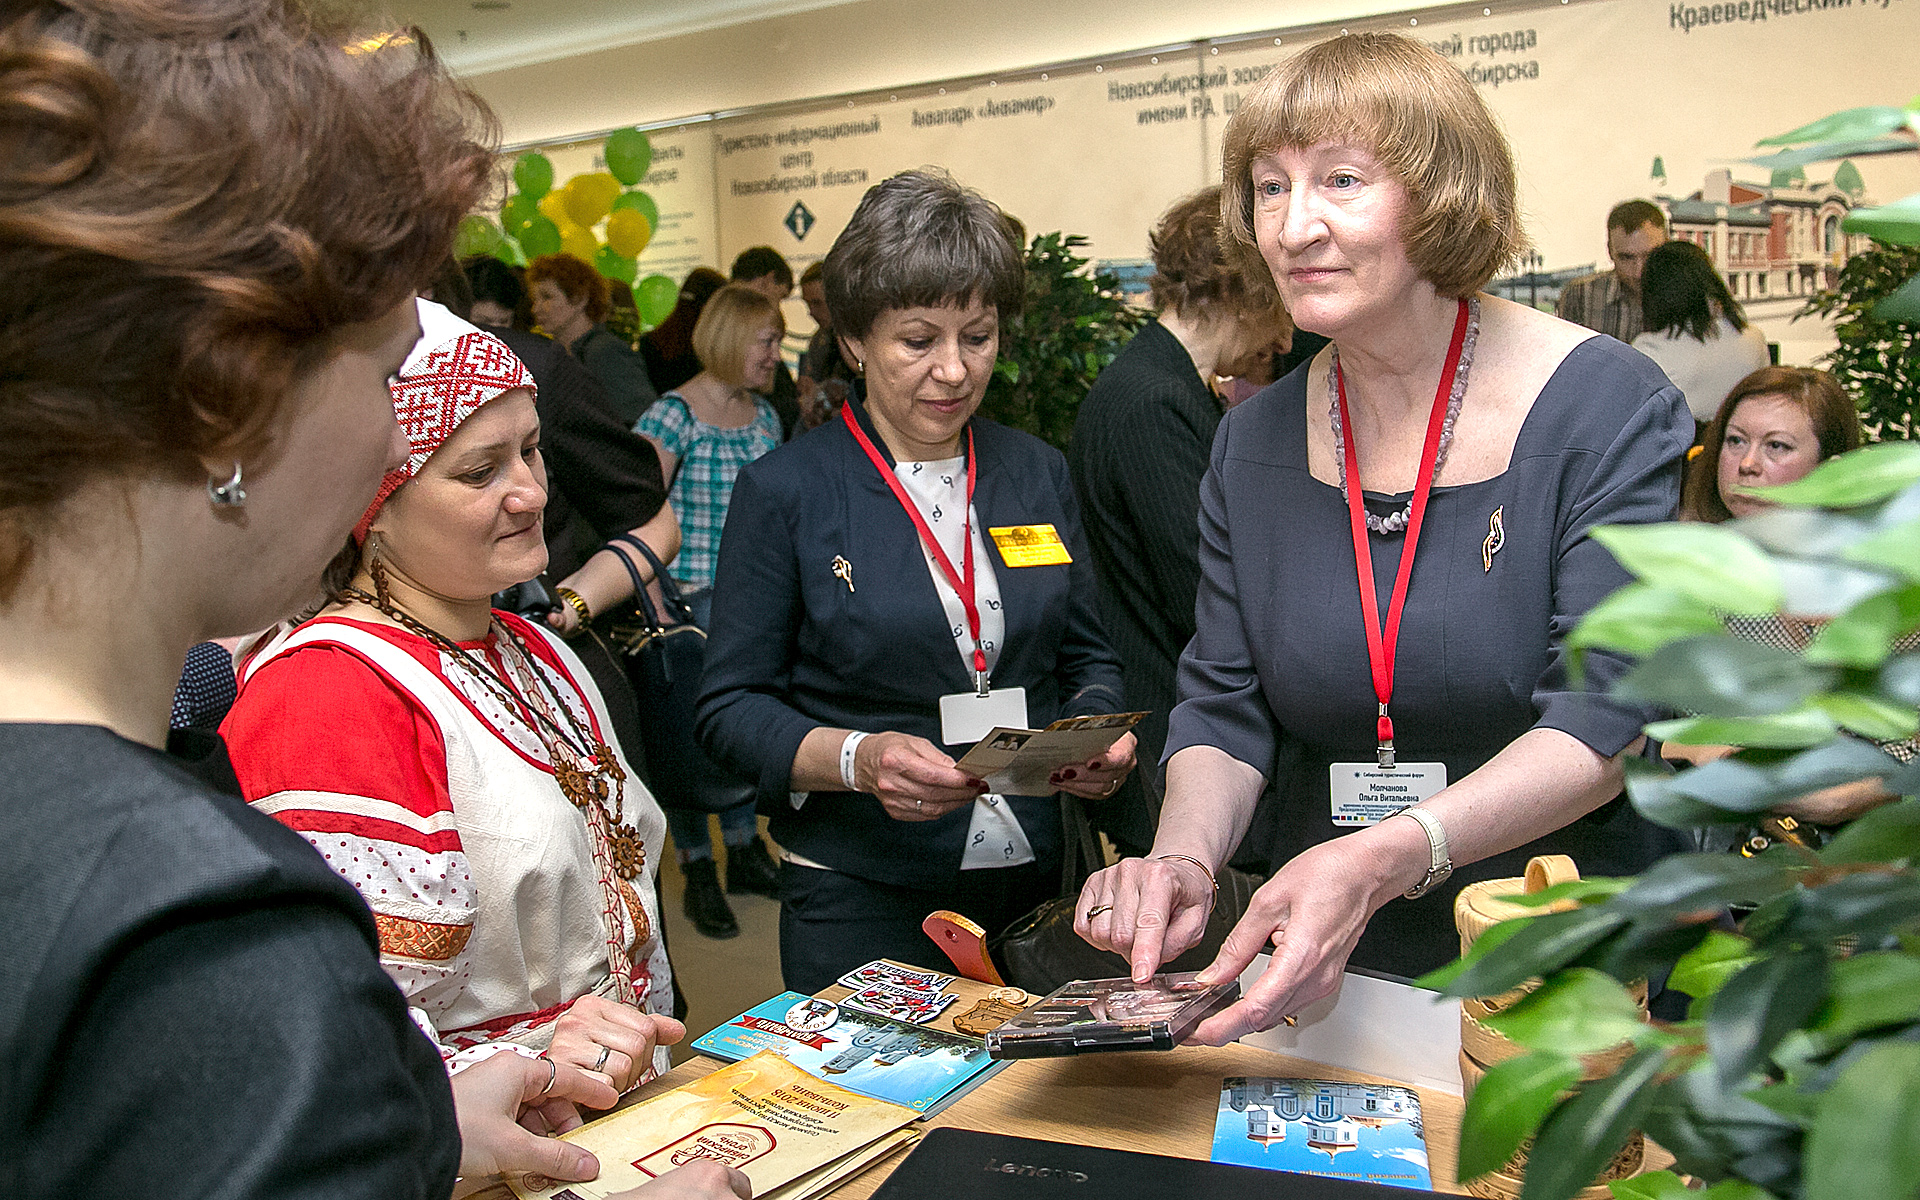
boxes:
[872,1127,1443,1198]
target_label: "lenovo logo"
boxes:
[983,1158,1090,1183]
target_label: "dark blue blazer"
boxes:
[695,397,1124,889]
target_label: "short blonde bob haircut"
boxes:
[692,283,785,389]
[1220,32,1526,299]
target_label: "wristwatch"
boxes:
[1399,806,1453,899]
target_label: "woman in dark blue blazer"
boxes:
[696,170,1133,992]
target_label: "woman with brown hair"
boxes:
[1069,184,1293,859]
[1670,367,1906,837]
[1078,33,1690,1041]
[0,3,741,1197]
[528,252,659,426]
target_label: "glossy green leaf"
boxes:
[1484,968,1648,1055]
[1416,914,1533,991]
[1764,442,1920,508]
[1757,106,1911,146]
[1783,871,1920,946]
[1881,654,1920,707]
[1647,708,1839,749]
[1743,136,1916,170]
[1810,690,1920,740]
[1844,193,1920,248]
[1707,950,1830,1083]
[1568,583,1727,657]
[1810,951,1920,1043]
[1459,1052,1584,1180]
[1819,797,1920,870]
[1745,1076,1823,1124]
[1495,878,1634,908]
[1617,636,1834,718]
[1521,1046,1668,1200]
[1804,584,1920,667]
[1592,524,1782,615]
[1613,852,1789,914]
[1804,1041,1920,1200]
[1670,930,1760,1001]
[1646,1058,1806,1187]
[1874,271,1920,324]
[1436,906,1629,999]
[1607,1171,1695,1200]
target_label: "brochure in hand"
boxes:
[506,1050,918,1200]
[1209,1077,1432,1191]
[951,711,1147,797]
[691,991,1007,1113]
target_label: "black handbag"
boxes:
[992,794,1265,995]
[600,533,754,814]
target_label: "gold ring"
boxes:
[1086,904,1113,918]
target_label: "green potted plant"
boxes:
[1762,99,1920,438]
[980,231,1146,452]
[1424,442,1920,1200]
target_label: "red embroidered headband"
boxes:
[354,298,536,542]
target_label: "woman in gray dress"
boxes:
[1076,33,1691,1043]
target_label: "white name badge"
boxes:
[1329,761,1448,826]
[940,687,1030,746]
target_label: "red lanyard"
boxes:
[841,402,988,693]
[1336,298,1470,768]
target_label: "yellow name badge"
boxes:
[989,524,1073,568]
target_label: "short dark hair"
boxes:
[799,261,825,288]
[1607,199,1667,236]
[823,169,1025,341]
[0,0,492,601]
[1147,186,1280,322]
[730,246,792,289]
[465,257,526,314]
[1681,367,1860,522]
[1642,239,1745,340]
[527,253,610,323]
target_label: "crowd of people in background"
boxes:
[6,5,1903,1195]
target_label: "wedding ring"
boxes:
[537,1053,557,1097]
[1086,904,1113,919]
[593,1044,612,1072]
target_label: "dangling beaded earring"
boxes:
[206,462,246,508]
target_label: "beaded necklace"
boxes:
[1328,296,1481,536]
[340,587,647,881]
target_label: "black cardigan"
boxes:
[695,397,1124,888]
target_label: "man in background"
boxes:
[795,261,855,432]
[730,246,801,438]
[1557,199,1669,343]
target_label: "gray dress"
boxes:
[1165,335,1693,976]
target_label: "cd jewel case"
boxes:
[984,972,1240,1059]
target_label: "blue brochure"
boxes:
[691,991,1006,1114]
[1210,1077,1432,1190]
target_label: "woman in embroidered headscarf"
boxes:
[224,300,681,1095]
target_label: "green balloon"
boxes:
[501,192,538,234]
[518,214,561,259]
[604,128,653,187]
[453,214,504,259]
[595,244,637,285]
[612,189,660,233]
[512,152,554,200]
[634,273,679,326]
[493,238,527,268]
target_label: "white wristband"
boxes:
[839,731,870,791]
[1399,806,1453,899]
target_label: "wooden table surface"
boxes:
[615,969,1472,1198]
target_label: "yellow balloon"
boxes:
[563,171,621,228]
[606,208,653,258]
[536,191,569,226]
[559,222,600,263]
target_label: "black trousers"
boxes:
[777,860,1056,994]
